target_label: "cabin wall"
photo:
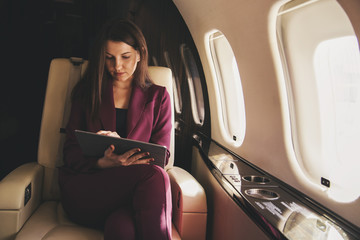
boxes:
[174,0,360,228]
[193,148,270,240]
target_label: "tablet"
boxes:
[74,130,167,168]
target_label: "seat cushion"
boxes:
[15,201,103,240]
[16,201,181,240]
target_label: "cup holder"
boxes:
[244,188,280,200]
[242,175,270,184]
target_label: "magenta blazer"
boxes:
[60,82,172,173]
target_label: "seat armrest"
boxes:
[0,162,44,240]
[167,167,207,240]
[168,167,207,213]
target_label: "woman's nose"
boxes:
[115,59,122,71]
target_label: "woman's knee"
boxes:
[133,165,172,213]
[135,165,171,202]
[143,164,170,186]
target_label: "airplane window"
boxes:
[164,51,183,114]
[180,44,205,125]
[277,0,360,201]
[313,36,360,200]
[208,31,246,146]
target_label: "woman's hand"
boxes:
[96,130,121,138]
[95,130,154,168]
[97,146,154,169]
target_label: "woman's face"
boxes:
[105,40,140,84]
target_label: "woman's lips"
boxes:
[115,72,125,76]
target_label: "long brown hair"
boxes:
[72,18,152,120]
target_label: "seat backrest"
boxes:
[147,67,175,169]
[38,58,88,170]
[38,58,174,200]
[38,58,88,200]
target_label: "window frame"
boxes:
[277,0,360,201]
[207,30,246,146]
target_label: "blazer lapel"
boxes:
[127,85,147,137]
[99,82,116,131]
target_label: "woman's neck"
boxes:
[113,82,133,109]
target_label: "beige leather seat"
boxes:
[0,58,207,240]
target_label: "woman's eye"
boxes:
[105,56,113,59]
[122,55,130,59]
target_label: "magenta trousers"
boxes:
[59,164,172,240]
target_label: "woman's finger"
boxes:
[128,152,154,165]
[104,144,115,157]
[132,158,154,165]
[97,130,121,138]
[97,130,111,136]
[122,148,141,159]
[108,132,121,138]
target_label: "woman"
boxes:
[59,18,172,240]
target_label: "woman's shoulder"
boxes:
[146,83,167,95]
[143,83,170,103]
